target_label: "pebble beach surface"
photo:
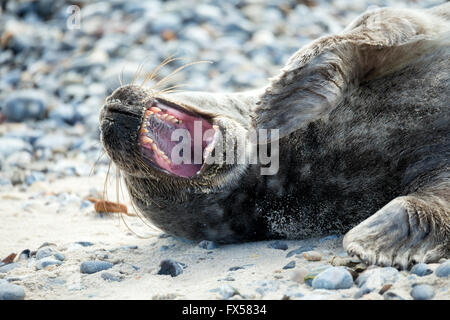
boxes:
[0,0,448,300]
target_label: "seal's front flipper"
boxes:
[253,7,448,140]
[343,186,450,269]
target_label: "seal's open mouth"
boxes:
[139,99,215,178]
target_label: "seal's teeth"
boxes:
[161,154,168,160]
[157,149,165,156]
[170,118,178,124]
[161,114,169,120]
[212,125,219,131]
[166,115,174,121]
[142,136,153,144]
[151,143,158,151]
[140,128,148,135]
[178,119,182,124]
[150,106,161,113]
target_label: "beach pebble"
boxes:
[303,250,322,261]
[158,259,183,277]
[286,246,315,258]
[435,260,450,278]
[410,284,435,300]
[120,245,138,250]
[35,257,62,270]
[101,272,123,282]
[283,288,304,299]
[229,266,245,271]
[356,267,399,292]
[0,281,25,300]
[35,247,54,260]
[0,263,20,273]
[228,264,253,271]
[80,261,113,274]
[283,261,296,270]
[0,138,32,158]
[53,253,65,261]
[383,291,406,300]
[267,241,288,250]
[198,240,218,250]
[218,284,239,299]
[116,263,139,275]
[319,234,340,243]
[2,89,48,121]
[25,171,46,185]
[304,266,330,286]
[76,241,94,247]
[312,267,354,290]
[410,263,433,277]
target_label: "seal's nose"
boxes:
[101,85,151,119]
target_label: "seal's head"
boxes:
[99,84,261,241]
[100,84,252,182]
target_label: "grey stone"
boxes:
[120,245,138,250]
[0,263,20,273]
[0,282,25,300]
[2,89,48,121]
[101,272,123,282]
[36,257,62,270]
[25,171,46,185]
[35,247,54,260]
[410,284,435,300]
[286,246,315,258]
[80,261,113,274]
[35,135,78,151]
[435,260,450,278]
[148,13,182,33]
[283,261,296,270]
[158,259,183,277]
[75,241,94,247]
[383,291,406,300]
[0,138,32,157]
[312,267,354,290]
[356,267,399,292]
[198,240,218,250]
[410,263,433,277]
[229,266,244,271]
[267,241,288,251]
[218,284,239,299]
[53,253,65,261]
[319,234,340,243]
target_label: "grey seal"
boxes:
[100,3,449,269]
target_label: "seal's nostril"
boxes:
[106,96,120,105]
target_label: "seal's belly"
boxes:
[257,48,450,239]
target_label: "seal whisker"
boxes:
[89,149,106,177]
[159,84,189,93]
[151,60,212,89]
[101,160,112,214]
[131,55,156,86]
[140,55,185,88]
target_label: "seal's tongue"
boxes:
[139,100,214,177]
